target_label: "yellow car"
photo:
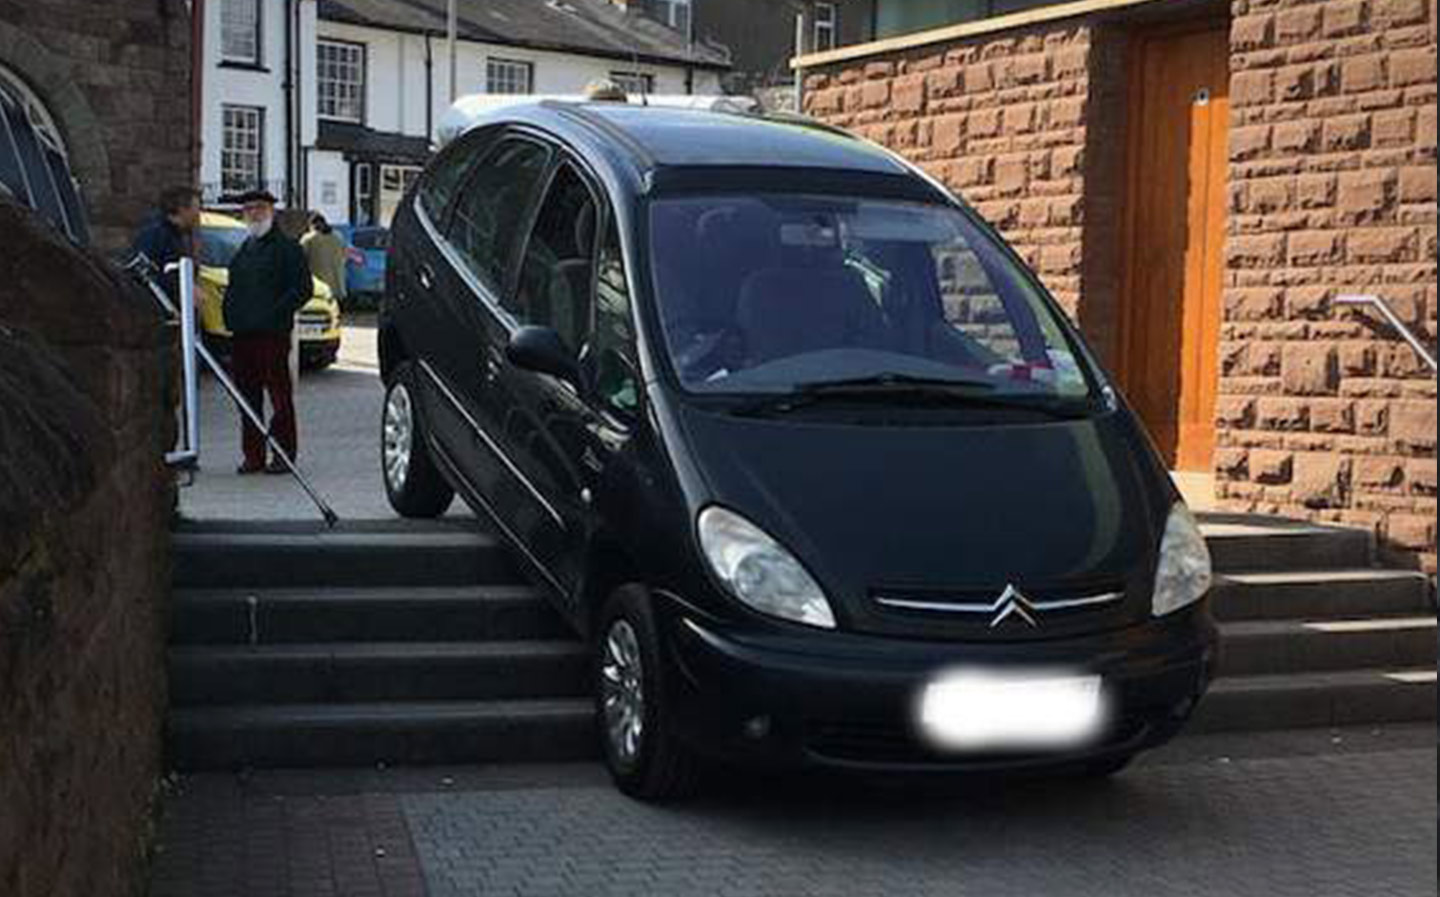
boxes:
[195,211,343,369]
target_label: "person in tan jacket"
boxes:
[301,214,348,303]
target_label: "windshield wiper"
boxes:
[731,373,1092,419]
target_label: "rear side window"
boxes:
[446,139,550,294]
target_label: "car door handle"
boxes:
[482,347,502,381]
[417,264,436,291]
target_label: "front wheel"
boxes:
[596,587,701,801]
[382,365,454,518]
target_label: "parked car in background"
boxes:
[336,224,389,305]
[379,102,1218,801]
[197,211,343,369]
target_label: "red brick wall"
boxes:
[1219,0,1437,567]
[802,23,1131,365]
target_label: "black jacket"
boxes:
[223,227,313,335]
[131,215,190,299]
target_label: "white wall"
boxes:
[200,0,291,205]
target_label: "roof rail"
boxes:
[544,101,658,170]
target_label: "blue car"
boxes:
[336,224,388,299]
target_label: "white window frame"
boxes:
[651,0,692,33]
[486,58,534,95]
[610,71,655,95]
[813,2,838,52]
[220,0,263,66]
[317,39,367,123]
[220,104,265,194]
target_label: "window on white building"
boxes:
[610,71,654,95]
[486,58,534,95]
[220,0,262,66]
[814,3,838,51]
[317,40,366,123]
[650,0,692,35]
[221,104,264,194]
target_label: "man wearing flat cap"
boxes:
[223,189,313,475]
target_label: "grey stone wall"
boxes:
[0,0,192,252]
[0,197,174,897]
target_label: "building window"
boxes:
[378,165,422,227]
[649,0,692,35]
[610,71,654,95]
[317,40,366,123]
[814,3,838,52]
[0,64,87,243]
[354,162,374,226]
[220,0,262,66]
[221,104,264,194]
[486,58,534,95]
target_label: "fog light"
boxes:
[743,716,772,740]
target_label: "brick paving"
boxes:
[149,726,1437,897]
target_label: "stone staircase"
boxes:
[165,515,1436,770]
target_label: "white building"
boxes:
[200,0,728,226]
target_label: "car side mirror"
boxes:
[506,326,583,389]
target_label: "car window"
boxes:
[447,139,550,296]
[650,194,1093,400]
[590,217,640,415]
[513,163,597,351]
[419,143,476,223]
[198,225,247,267]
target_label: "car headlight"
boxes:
[1152,503,1213,616]
[697,506,836,629]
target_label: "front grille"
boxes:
[865,580,1132,641]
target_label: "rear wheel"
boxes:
[596,586,701,801]
[382,365,454,518]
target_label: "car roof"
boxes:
[201,211,244,229]
[477,102,917,181]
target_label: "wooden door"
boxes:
[1121,26,1230,472]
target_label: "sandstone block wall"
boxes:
[802,22,1130,363]
[0,198,174,897]
[0,0,192,251]
[1218,0,1437,566]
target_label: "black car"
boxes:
[379,102,1218,800]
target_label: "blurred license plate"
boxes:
[918,669,1104,751]
[297,323,327,338]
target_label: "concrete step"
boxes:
[171,585,570,645]
[1192,668,1437,733]
[1218,616,1437,676]
[1200,517,1373,574]
[167,698,598,770]
[1210,569,1434,622]
[169,640,590,707]
[172,529,520,589]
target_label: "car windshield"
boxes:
[650,195,1095,402]
[198,224,247,268]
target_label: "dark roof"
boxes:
[318,0,729,69]
[569,105,910,175]
[317,120,433,162]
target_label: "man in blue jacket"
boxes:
[224,190,313,475]
[131,186,200,298]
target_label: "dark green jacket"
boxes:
[223,228,313,335]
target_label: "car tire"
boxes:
[596,586,702,802]
[382,364,454,518]
[1073,753,1134,779]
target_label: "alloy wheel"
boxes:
[383,383,414,493]
[601,619,646,766]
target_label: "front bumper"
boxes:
[656,595,1218,772]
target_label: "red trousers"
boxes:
[231,332,298,467]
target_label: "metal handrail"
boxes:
[1335,294,1438,375]
[125,254,339,527]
